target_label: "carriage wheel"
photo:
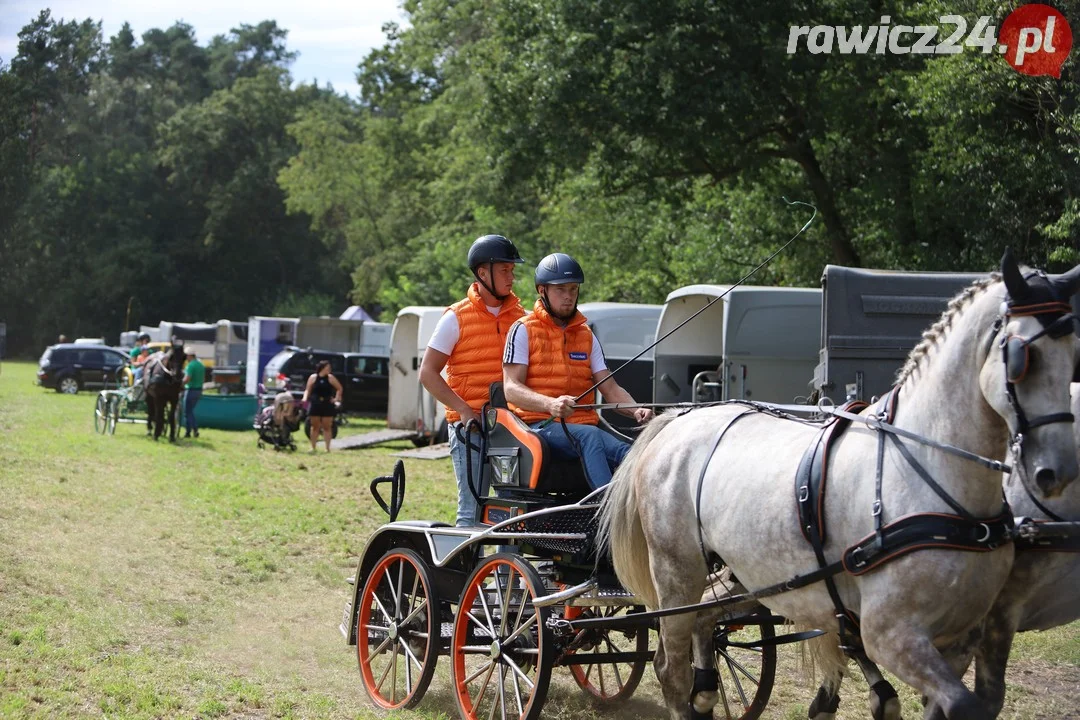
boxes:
[451,553,553,720]
[564,604,649,703]
[713,611,777,720]
[107,397,120,435]
[356,549,440,710]
[94,394,109,434]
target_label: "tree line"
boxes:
[2,1,1078,358]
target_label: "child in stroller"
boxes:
[255,385,306,451]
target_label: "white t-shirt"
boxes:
[503,321,607,374]
[427,304,503,355]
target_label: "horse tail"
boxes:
[598,410,679,609]
[797,628,848,691]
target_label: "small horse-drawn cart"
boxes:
[93,367,149,435]
[340,402,808,720]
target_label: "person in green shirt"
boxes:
[182,346,205,439]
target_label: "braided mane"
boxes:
[895,273,1001,384]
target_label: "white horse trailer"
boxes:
[215,320,248,367]
[653,285,821,406]
[388,307,449,443]
[578,302,662,430]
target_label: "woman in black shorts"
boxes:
[302,360,343,452]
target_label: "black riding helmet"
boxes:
[137,332,151,342]
[468,234,524,301]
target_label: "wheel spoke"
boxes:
[395,559,405,617]
[371,590,393,627]
[476,585,497,636]
[604,636,625,688]
[400,635,424,671]
[719,648,763,684]
[724,654,752,709]
[463,658,495,685]
[471,659,498,710]
[467,611,493,638]
[408,571,420,614]
[375,647,396,692]
[399,598,429,627]
[390,640,399,703]
[404,639,413,696]
[716,665,733,719]
[498,566,516,635]
[502,612,536,646]
[501,653,536,690]
[369,633,394,657]
[493,664,506,720]
[508,654,524,716]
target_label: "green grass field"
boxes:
[1,360,1077,719]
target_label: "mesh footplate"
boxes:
[502,507,599,555]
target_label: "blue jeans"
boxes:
[449,421,486,526]
[184,389,202,434]
[532,422,630,489]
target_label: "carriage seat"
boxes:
[482,383,592,497]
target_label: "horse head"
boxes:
[168,341,186,379]
[980,249,1080,498]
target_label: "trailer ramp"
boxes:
[333,428,418,450]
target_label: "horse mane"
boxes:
[894,273,1001,385]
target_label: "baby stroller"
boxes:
[255,386,306,451]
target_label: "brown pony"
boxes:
[143,342,185,442]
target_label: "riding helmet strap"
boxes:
[474,262,509,301]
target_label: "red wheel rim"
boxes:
[451,555,550,720]
[356,550,437,709]
[564,604,648,702]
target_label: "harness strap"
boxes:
[886,434,977,520]
[696,410,755,566]
[1013,518,1080,551]
[1018,475,1067,523]
[829,406,1011,474]
[843,511,1014,574]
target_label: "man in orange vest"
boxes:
[420,235,527,526]
[503,253,652,489]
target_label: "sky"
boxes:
[0,0,408,97]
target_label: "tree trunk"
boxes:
[786,133,860,267]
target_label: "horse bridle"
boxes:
[991,300,1077,460]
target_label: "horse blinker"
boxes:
[1004,336,1030,384]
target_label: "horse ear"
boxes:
[1001,247,1030,302]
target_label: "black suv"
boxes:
[38,344,129,394]
[262,347,389,414]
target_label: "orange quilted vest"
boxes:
[509,300,599,425]
[444,283,526,422]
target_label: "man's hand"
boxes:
[458,407,480,428]
[548,395,576,419]
[633,407,654,424]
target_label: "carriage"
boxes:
[339,399,794,720]
[341,254,1080,720]
[93,366,150,434]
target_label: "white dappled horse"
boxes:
[600,254,1080,720]
[923,382,1080,719]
